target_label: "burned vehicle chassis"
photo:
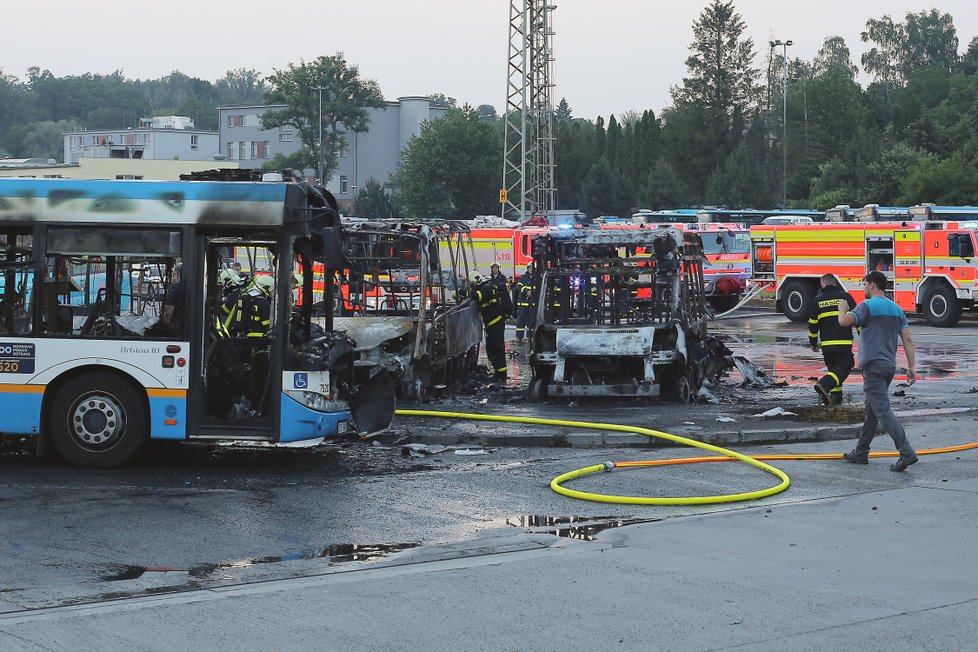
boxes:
[334,220,482,400]
[528,227,710,401]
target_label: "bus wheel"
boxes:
[922,284,962,327]
[781,280,815,323]
[49,372,148,469]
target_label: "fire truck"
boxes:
[750,217,978,327]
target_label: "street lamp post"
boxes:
[312,86,325,185]
[770,39,792,208]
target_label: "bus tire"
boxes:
[49,372,148,469]
[781,280,816,323]
[922,284,961,327]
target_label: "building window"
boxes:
[191,135,199,150]
[340,175,348,194]
[239,141,246,160]
[263,141,271,159]
[279,132,293,142]
[69,136,82,148]
[227,115,233,128]
[251,141,259,159]
[227,142,235,160]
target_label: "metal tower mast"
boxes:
[501,0,556,221]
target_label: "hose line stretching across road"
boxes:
[396,409,978,506]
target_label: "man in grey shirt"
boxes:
[838,270,918,471]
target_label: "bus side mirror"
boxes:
[322,227,345,269]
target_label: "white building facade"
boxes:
[62,116,219,164]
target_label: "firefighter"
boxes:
[226,274,274,338]
[514,263,535,343]
[809,273,857,405]
[470,271,509,381]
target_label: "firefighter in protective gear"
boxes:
[514,263,536,343]
[225,274,273,338]
[809,274,858,405]
[470,271,509,380]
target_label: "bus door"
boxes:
[194,237,279,438]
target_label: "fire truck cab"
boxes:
[751,217,978,327]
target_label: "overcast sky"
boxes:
[3,1,976,119]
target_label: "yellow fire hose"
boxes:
[396,409,978,506]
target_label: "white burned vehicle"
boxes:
[527,227,713,401]
[334,220,482,400]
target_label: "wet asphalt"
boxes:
[2,305,978,621]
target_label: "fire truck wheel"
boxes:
[48,372,148,469]
[922,284,962,327]
[781,280,816,323]
[528,378,548,402]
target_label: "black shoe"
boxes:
[890,455,918,472]
[842,450,868,464]
[815,383,832,405]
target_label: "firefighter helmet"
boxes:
[470,271,484,286]
[219,268,243,290]
[253,274,275,297]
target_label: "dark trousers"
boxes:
[515,305,532,340]
[855,360,915,457]
[485,321,507,376]
[817,349,855,404]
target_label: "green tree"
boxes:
[216,68,268,105]
[864,141,929,203]
[392,106,500,219]
[476,104,498,121]
[902,10,959,79]
[555,97,573,125]
[427,93,457,108]
[579,157,633,218]
[19,119,81,161]
[554,119,596,210]
[814,36,858,79]
[640,158,687,209]
[665,0,759,198]
[861,15,905,89]
[353,177,399,218]
[705,141,769,208]
[672,0,760,121]
[898,148,978,205]
[262,53,384,182]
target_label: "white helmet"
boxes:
[219,268,243,289]
[253,274,275,296]
[470,271,484,285]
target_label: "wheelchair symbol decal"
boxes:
[294,373,309,389]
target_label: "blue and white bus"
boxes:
[0,177,394,468]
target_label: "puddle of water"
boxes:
[504,515,660,541]
[100,542,421,582]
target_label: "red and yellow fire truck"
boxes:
[750,218,978,326]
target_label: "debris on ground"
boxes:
[402,443,490,458]
[752,406,797,418]
[716,416,737,423]
[893,389,906,397]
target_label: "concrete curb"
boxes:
[407,410,972,449]
[410,422,864,449]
